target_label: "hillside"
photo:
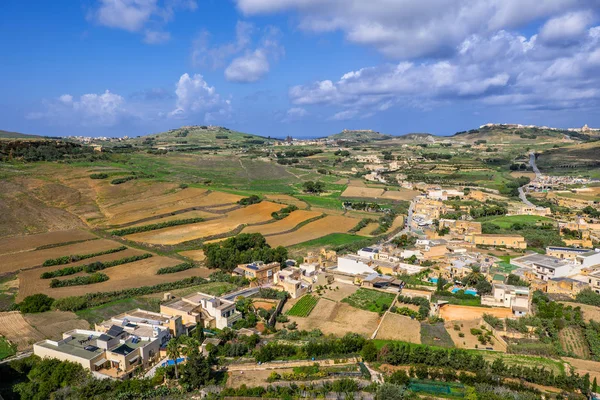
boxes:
[452,125,589,144]
[116,125,273,149]
[325,129,392,142]
[0,129,45,139]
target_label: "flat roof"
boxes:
[37,332,105,360]
[164,299,201,313]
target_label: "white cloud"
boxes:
[169,73,232,122]
[89,0,196,43]
[281,107,308,122]
[235,0,586,58]
[539,11,595,46]
[193,21,284,83]
[28,90,128,127]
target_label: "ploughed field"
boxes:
[266,215,360,247]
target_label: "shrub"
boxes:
[483,313,504,330]
[110,176,137,185]
[50,273,109,288]
[42,246,127,266]
[238,195,261,205]
[18,294,55,313]
[89,173,108,179]
[156,263,195,275]
[271,205,299,220]
[111,219,204,236]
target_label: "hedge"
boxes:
[110,218,204,236]
[156,263,195,275]
[50,273,109,288]
[271,205,298,220]
[89,173,108,179]
[42,246,128,266]
[41,253,153,279]
[110,176,137,185]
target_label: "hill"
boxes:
[452,125,590,144]
[0,129,45,139]
[325,129,392,142]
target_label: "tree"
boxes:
[180,347,211,389]
[19,294,55,313]
[166,338,182,380]
[436,275,447,292]
[376,383,409,400]
[361,341,378,362]
[387,370,410,386]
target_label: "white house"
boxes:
[337,255,376,275]
[575,249,600,269]
[481,284,531,316]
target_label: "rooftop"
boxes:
[36,330,105,360]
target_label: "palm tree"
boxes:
[166,337,181,379]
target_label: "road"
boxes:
[518,152,541,207]
[385,200,414,244]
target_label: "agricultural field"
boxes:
[75,297,161,325]
[341,186,385,198]
[125,201,285,245]
[559,326,590,359]
[562,302,600,323]
[420,323,455,348]
[23,311,89,339]
[264,194,309,209]
[241,210,322,236]
[0,238,125,275]
[438,305,513,321]
[178,249,206,262]
[341,288,396,313]
[286,295,319,317]
[0,311,45,351]
[381,189,421,201]
[375,313,422,343]
[477,214,555,228]
[267,215,360,247]
[0,229,96,255]
[0,336,16,360]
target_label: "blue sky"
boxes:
[1,0,599,138]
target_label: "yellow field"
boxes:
[241,210,322,236]
[381,189,421,201]
[264,194,309,209]
[356,222,379,236]
[376,313,422,343]
[125,201,286,245]
[127,210,220,228]
[0,229,96,256]
[266,215,359,247]
[341,186,385,198]
[179,250,206,262]
[0,238,126,275]
[0,312,45,351]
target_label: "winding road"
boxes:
[518,152,541,207]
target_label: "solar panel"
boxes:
[84,345,99,352]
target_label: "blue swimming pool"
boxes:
[451,288,477,296]
[162,358,186,367]
[429,278,438,283]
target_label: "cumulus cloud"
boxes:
[235,0,586,58]
[539,11,596,46]
[169,73,232,122]
[89,0,196,43]
[28,90,129,126]
[288,24,600,117]
[193,21,284,83]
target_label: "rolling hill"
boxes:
[324,129,392,142]
[452,125,590,144]
[0,129,45,139]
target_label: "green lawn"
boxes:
[170,281,238,297]
[495,262,519,273]
[75,297,161,325]
[286,295,319,317]
[477,215,554,228]
[0,337,16,361]
[341,288,395,313]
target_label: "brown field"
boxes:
[241,210,322,236]
[24,311,90,339]
[0,311,44,351]
[283,297,379,337]
[17,248,146,298]
[559,326,590,358]
[439,305,514,321]
[381,189,421,201]
[564,357,600,382]
[387,216,405,232]
[510,171,537,179]
[125,202,285,245]
[227,368,294,388]
[445,319,506,352]
[127,210,220,228]
[341,186,385,198]
[253,299,278,310]
[376,313,421,343]
[320,282,359,301]
[0,229,96,256]
[179,250,206,262]
[267,215,360,247]
[562,302,600,323]
[17,256,212,301]
[106,187,209,216]
[356,222,380,236]
[0,238,126,275]
[264,194,308,209]
[106,190,243,226]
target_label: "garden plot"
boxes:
[0,238,126,275]
[125,201,285,245]
[438,305,513,321]
[0,229,96,256]
[559,326,590,359]
[266,215,359,247]
[241,210,322,236]
[106,190,242,226]
[286,295,319,317]
[17,248,146,299]
[0,311,44,351]
[342,288,396,313]
[375,313,422,343]
[564,357,600,382]
[561,302,600,323]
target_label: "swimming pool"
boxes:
[451,288,477,296]
[429,278,438,283]
[161,357,186,367]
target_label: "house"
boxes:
[546,277,589,297]
[516,205,551,216]
[233,261,281,286]
[546,246,592,261]
[438,219,482,238]
[357,247,379,259]
[585,269,600,294]
[481,284,531,316]
[422,239,448,259]
[161,292,242,330]
[532,258,574,281]
[427,189,464,201]
[360,273,397,289]
[574,249,600,269]
[33,325,164,379]
[276,267,312,298]
[96,308,185,338]
[470,234,527,249]
[337,255,377,275]
[304,248,337,268]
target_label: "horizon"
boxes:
[2,1,600,138]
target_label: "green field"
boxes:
[342,288,395,313]
[0,337,16,360]
[289,233,370,251]
[75,297,161,325]
[420,323,455,348]
[168,281,239,297]
[477,214,555,228]
[286,295,319,317]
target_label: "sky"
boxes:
[1,0,600,138]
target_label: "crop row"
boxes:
[110,218,204,236]
[41,253,153,279]
[42,246,128,266]
[286,295,319,317]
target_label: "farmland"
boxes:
[286,295,319,317]
[341,288,396,313]
[0,229,96,255]
[267,215,360,247]
[559,326,590,359]
[241,210,322,236]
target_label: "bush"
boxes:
[483,313,504,330]
[110,176,137,185]
[203,233,288,272]
[50,273,109,288]
[42,246,127,266]
[111,219,204,236]
[18,294,55,313]
[156,263,195,275]
[89,173,108,179]
[41,253,153,278]
[238,195,261,205]
[271,205,298,220]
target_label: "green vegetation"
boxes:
[238,195,261,205]
[286,295,319,317]
[290,233,370,251]
[110,175,137,184]
[420,323,455,348]
[271,204,298,220]
[110,218,204,236]
[41,253,153,278]
[0,337,16,360]
[42,246,127,266]
[393,295,430,320]
[349,218,376,233]
[89,173,108,179]
[18,293,55,313]
[342,288,395,314]
[203,233,288,272]
[50,272,109,288]
[156,262,195,275]
[75,297,161,325]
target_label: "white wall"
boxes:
[337,257,375,275]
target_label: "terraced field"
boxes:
[266,215,360,247]
[241,210,322,236]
